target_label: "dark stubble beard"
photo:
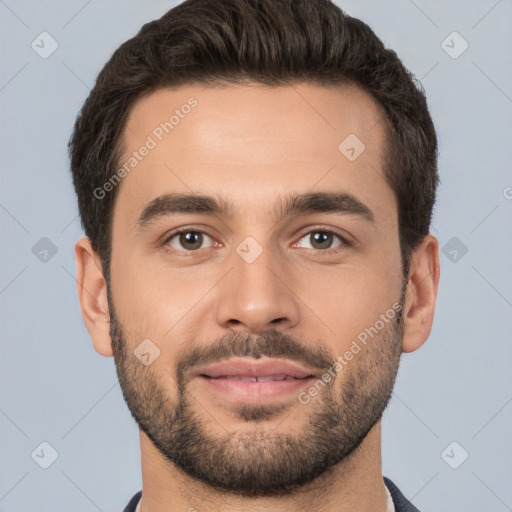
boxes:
[108,284,405,497]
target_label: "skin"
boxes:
[75,82,440,512]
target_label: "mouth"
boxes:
[207,375,310,381]
[193,358,317,402]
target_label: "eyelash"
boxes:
[292,227,351,253]
[162,226,351,255]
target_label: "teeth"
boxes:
[224,376,258,382]
[220,375,293,382]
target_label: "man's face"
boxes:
[108,83,406,495]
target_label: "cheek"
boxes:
[110,251,218,352]
[301,259,402,354]
[109,252,167,342]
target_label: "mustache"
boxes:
[176,330,336,380]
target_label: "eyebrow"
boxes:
[136,191,375,228]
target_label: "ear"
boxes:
[401,234,440,353]
[75,237,113,357]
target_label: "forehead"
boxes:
[114,82,395,225]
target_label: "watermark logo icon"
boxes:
[338,134,366,161]
[441,441,469,469]
[32,237,58,263]
[134,339,161,366]
[236,236,263,264]
[441,31,468,59]
[31,32,59,59]
[442,237,468,263]
[31,441,59,469]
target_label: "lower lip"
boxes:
[198,376,315,402]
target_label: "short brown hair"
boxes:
[69,0,438,280]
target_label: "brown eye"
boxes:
[310,232,334,249]
[168,231,211,251]
[294,230,346,251]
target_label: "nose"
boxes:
[214,244,300,335]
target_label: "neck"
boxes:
[138,421,388,512]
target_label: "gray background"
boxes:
[1,0,511,511]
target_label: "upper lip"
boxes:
[194,358,317,379]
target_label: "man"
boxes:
[69,0,440,510]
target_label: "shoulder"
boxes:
[384,477,421,512]
[122,490,142,512]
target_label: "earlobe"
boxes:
[401,234,440,353]
[74,237,113,357]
